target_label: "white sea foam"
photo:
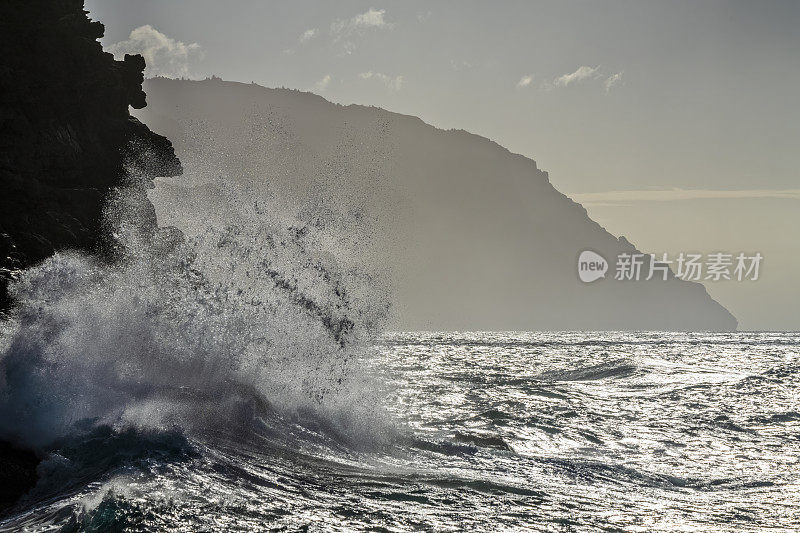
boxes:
[0,184,391,449]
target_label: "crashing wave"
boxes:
[0,184,392,451]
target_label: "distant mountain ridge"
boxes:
[136,77,737,331]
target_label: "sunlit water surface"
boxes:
[2,331,799,532]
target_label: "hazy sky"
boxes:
[87,0,800,330]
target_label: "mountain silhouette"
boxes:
[136,77,736,331]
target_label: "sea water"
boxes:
[1,328,798,531]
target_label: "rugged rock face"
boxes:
[0,0,181,512]
[0,0,182,313]
[0,442,38,514]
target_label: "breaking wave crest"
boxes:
[0,185,392,451]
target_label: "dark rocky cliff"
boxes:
[0,0,182,314]
[0,0,181,512]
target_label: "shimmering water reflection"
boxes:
[3,332,799,532]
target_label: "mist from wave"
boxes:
[0,180,393,455]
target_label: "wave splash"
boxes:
[0,184,391,451]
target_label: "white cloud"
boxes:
[328,8,392,54]
[352,8,389,28]
[570,188,800,207]
[604,72,623,92]
[516,74,533,88]
[359,71,404,91]
[108,25,202,78]
[554,65,599,87]
[332,8,390,35]
[417,11,432,22]
[543,65,623,93]
[299,28,318,43]
[314,74,332,92]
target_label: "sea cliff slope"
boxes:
[138,78,736,332]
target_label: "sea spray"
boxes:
[0,183,392,451]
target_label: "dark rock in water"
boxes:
[0,441,39,515]
[0,0,183,510]
[0,0,182,313]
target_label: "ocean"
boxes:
[1,330,798,532]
